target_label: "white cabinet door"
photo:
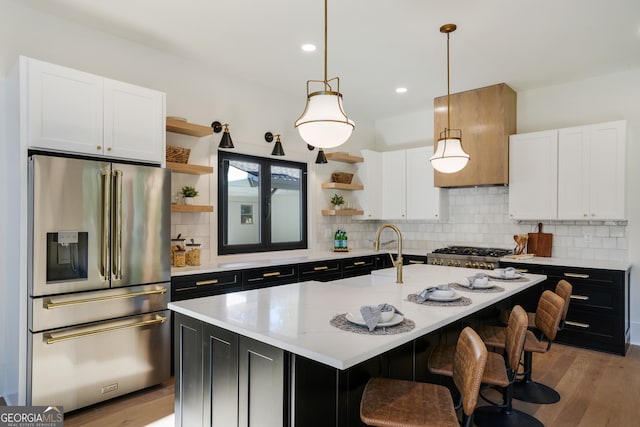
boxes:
[354,150,382,220]
[558,121,626,220]
[406,147,447,220]
[26,57,104,155]
[104,79,165,163]
[588,121,626,220]
[557,126,590,219]
[382,150,406,219]
[508,130,558,220]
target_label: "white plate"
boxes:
[460,278,494,289]
[345,312,404,328]
[489,269,523,280]
[429,292,461,302]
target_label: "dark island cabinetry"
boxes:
[500,261,630,355]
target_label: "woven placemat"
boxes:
[407,294,472,307]
[450,283,505,293]
[330,314,415,335]
[487,276,530,283]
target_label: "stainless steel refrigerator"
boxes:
[27,154,171,412]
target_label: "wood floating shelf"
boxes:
[321,209,364,216]
[166,162,213,175]
[321,182,364,191]
[172,204,214,213]
[325,152,364,163]
[166,118,213,137]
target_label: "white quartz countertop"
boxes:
[171,249,426,276]
[169,264,545,370]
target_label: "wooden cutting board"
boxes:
[527,223,552,257]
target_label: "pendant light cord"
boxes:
[446,30,451,136]
[324,0,328,90]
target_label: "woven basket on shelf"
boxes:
[166,145,191,164]
[331,172,354,184]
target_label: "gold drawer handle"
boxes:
[313,266,329,271]
[46,315,166,344]
[570,295,590,301]
[263,272,281,277]
[408,260,425,264]
[516,269,529,273]
[196,279,219,286]
[565,320,590,329]
[353,261,366,266]
[564,272,590,279]
[45,288,166,309]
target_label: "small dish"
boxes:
[379,310,395,323]
[489,268,523,280]
[432,289,456,298]
[346,312,404,327]
[461,278,494,289]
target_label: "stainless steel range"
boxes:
[427,246,513,270]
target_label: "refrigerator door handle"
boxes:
[101,169,112,279]
[43,287,167,309]
[44,314,167,344]
[112,170,123,280]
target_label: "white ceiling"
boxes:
[20,0,640,122]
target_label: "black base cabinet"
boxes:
[500,261,630,355]
[174,313,288,427]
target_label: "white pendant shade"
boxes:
[430,137,470,173]
[295,92,355,149]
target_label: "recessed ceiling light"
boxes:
[301,44,316,52]
[395,87,408,94]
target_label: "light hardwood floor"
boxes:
[62,344,640,426]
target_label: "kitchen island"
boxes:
[169,264,545,427]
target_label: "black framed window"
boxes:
[218,151,308,254]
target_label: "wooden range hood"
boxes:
[433,83,516,187]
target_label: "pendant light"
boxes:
[430,24,469,174]
[294,0,354,149]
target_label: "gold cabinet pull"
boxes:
[516,269,529,273]
[196,279,219,286]
[565,320,590,329]
[570,295,590,301]
[45,288,166,309]
[263,272,281,277]
[408,260,425,264]
[313,266,329,271]
[46,315,166,344]
[353,261,366,266]
[564,272,590,279]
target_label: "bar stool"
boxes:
[479,290,566,405]
[360,327,487,427]
[429,306,542,427]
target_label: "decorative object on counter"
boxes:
[264,132,285,156]
[463,272,491,289]
[330,193,344,210]
[333,228,349,251]
[514,233,529,255]
[527,222,552,257]
[166,145,191,164]
[294,0,354,149]
[408,292,472,307]
[330,313,415,335]
[430,23,470,174]
[180,185,198,205]
[359,303,403,331]
[211,120,234,149]
[331,172,353,184]
[171,234,186,266]
[185,239,202,266]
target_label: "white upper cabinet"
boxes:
[509,120,626,221]
[406,146,448,220]
[22,56,165,164]
[558,121,626,220]
[509,130,558,220]
[103,79,164,163]
[382,150,406,219]
[353,150,382,220]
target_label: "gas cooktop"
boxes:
[432,246,513,258]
